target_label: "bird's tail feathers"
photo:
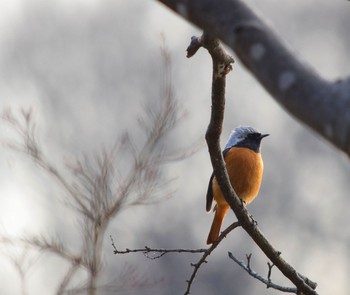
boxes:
[206,205,230,244]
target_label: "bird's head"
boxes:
[224,126,269,153]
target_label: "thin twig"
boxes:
[228,252,297,293]
[111,220,239,295]
[267,261,274,283]
[112,234,207,259]
[113,246,207,257]
[114,247,207,255]
[184,222,240,295]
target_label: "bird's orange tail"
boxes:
[206,205,230,244]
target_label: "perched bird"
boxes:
[206,126,268,244]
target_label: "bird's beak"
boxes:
[260,133,269,139]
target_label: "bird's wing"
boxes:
[206,148,230,212]
[206,173,214,212]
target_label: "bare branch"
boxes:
[111,222,240,295]
[186,32,318,295]
[56,260,82,295]
[21,236,84,267]
[111,236,207,258]
[157,0,350,156]
[228,252,297,293]
[184,222,239,295]
[267,261,275,283]
[111,234,207,259]
[6,248,41,295]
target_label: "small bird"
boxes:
[206,126,268,244]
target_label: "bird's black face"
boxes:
[235,132,269,153]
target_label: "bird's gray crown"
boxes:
[224,126,260,150]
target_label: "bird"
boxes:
[206,126,268,245]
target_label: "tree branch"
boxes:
[186,33,317,295]
[157,0,350,156]
[112,222,240,295]
[183,222,239,295]
[228,252,297,293]
[111,235,207,259]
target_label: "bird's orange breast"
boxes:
[212,147,264,205]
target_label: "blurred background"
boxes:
[0,0,349,294]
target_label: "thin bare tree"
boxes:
[0,45,193,294]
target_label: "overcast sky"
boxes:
[0,1,350,294]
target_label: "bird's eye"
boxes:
[248,133,259,139]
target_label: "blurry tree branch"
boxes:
[188,32,317,294]
[0,44,194,295]
[157,0,350,157]
[1,105,175,294]
[6,246,41,295]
